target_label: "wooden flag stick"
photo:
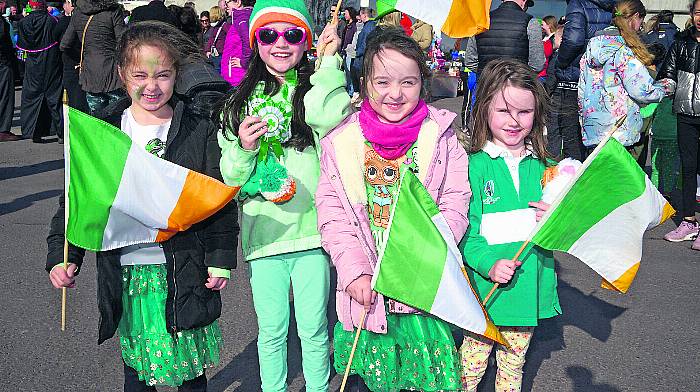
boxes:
[315,0,344,70]
[339,309,367,392]
[61,89,68,331]
[481,239,530,306]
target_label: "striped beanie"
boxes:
[249,0,314,49]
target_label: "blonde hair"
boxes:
[612,0,654,66]
[209,6,223,23]
[542,15,558,34]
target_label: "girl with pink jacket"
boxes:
[315,26,470,392]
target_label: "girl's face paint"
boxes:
[257,22,306,76]
[365,48,422,124]
[120,45,176,119]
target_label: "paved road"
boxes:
[1,93,699,391]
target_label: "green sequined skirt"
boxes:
[333,313,460,392]
[119,264,222,387]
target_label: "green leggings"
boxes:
[249,248,331,392]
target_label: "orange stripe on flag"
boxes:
[660,202,676,225]
[600,262,640,293]
[155,170,240,242]
[443,0,491,37]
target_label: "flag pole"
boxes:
[339,309,367,392]
[480,116,628,307]
[61,89,68,331]
[314,0,343,71]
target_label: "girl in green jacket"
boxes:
[459,59,561,392]
[216,1,350,390]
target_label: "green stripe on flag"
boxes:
[66,108,131,250]
[376,0,398,19]
[374,171,445,311]
[532,139,646,250]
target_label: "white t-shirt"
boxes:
[119,108,173,266]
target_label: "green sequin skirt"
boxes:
[118,264,222,387]
[333,313,460,392]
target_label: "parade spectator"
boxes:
[539,15,557,78]
[17,0,62,142]
[643,10,679,67]
[183,0,195,13]
[178,5,200,44]
[377,10,402,30]
[472,0,545,74]
[129,0,178,26]
[549,0,615,160]
[410,18,433,52]
[352,7,376,89]
[205,1,230,73]
[340,6,357,94]
[346,9,364,103]
[61,0,126,116]
[220,0,253,87]
[199,10,210,49]
[53,0,88,140]
[544,24,564,94]
[578,0,673,157]
[166,4,183,29]
[657,0,700,249]
[0,0,19,142]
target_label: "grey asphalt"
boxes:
[1,90,699,392]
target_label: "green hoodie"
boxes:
[218,55,351,261]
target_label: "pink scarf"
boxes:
[358,99,429,160]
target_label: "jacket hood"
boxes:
[76,0,119,15]
[586,0,616,12]
[584,28,624,68]
[231,7,251,24]
[412,20,426,30]
[17,12,57,49]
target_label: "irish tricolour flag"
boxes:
[531,136,675,293]
[64,107,239,251]
[376,0,491,37]
[371,170,505,345]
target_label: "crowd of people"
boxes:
[0,0,695,391]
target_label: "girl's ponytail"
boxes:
[611,0,654,66]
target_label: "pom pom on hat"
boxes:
[249,0,314,49]
[28,0,46,8]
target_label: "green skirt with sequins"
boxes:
[333,313,461,392]
[118,264,222,387]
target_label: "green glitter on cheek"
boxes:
[131,84,146,100]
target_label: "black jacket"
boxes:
[60,0,126,93]
[130,0,178,26]
[658,28,700,117]
[643,22,680,67]
[46,88,239,344]
[555,0,615,83]
[475,1,531,73]
[53,14,80,74]
[0,16,13,67]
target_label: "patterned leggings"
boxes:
[460,326,534,392]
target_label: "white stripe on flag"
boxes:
[430,213,488,333]
[101,144,187,250]
[480,208,537,245]
[567,180,662,282]
[396,0,452,29]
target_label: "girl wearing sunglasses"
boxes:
[217,0,350,391]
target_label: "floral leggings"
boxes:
[460,326,534,392]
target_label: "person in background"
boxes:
[657,0,700,250]
[377,10,401,30]
[17,0,62,142]
[129,0,178,26]
[53,0,88,142]
[543,24,563,94]
[643,10,678,67]
[578,0,673,157]
[199,10,211,50]
[179,5,200,44]
[340,6,357,95]
[410,18,433,52]
[539,15,557,79]
[61,0,126,116]
[549,0,615,160]
[0,0,19,142]
[220,0,253,87]
[352,6,376,106]
[205,0,230,73]
[184,0,195,13]
[346,9,364,104]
